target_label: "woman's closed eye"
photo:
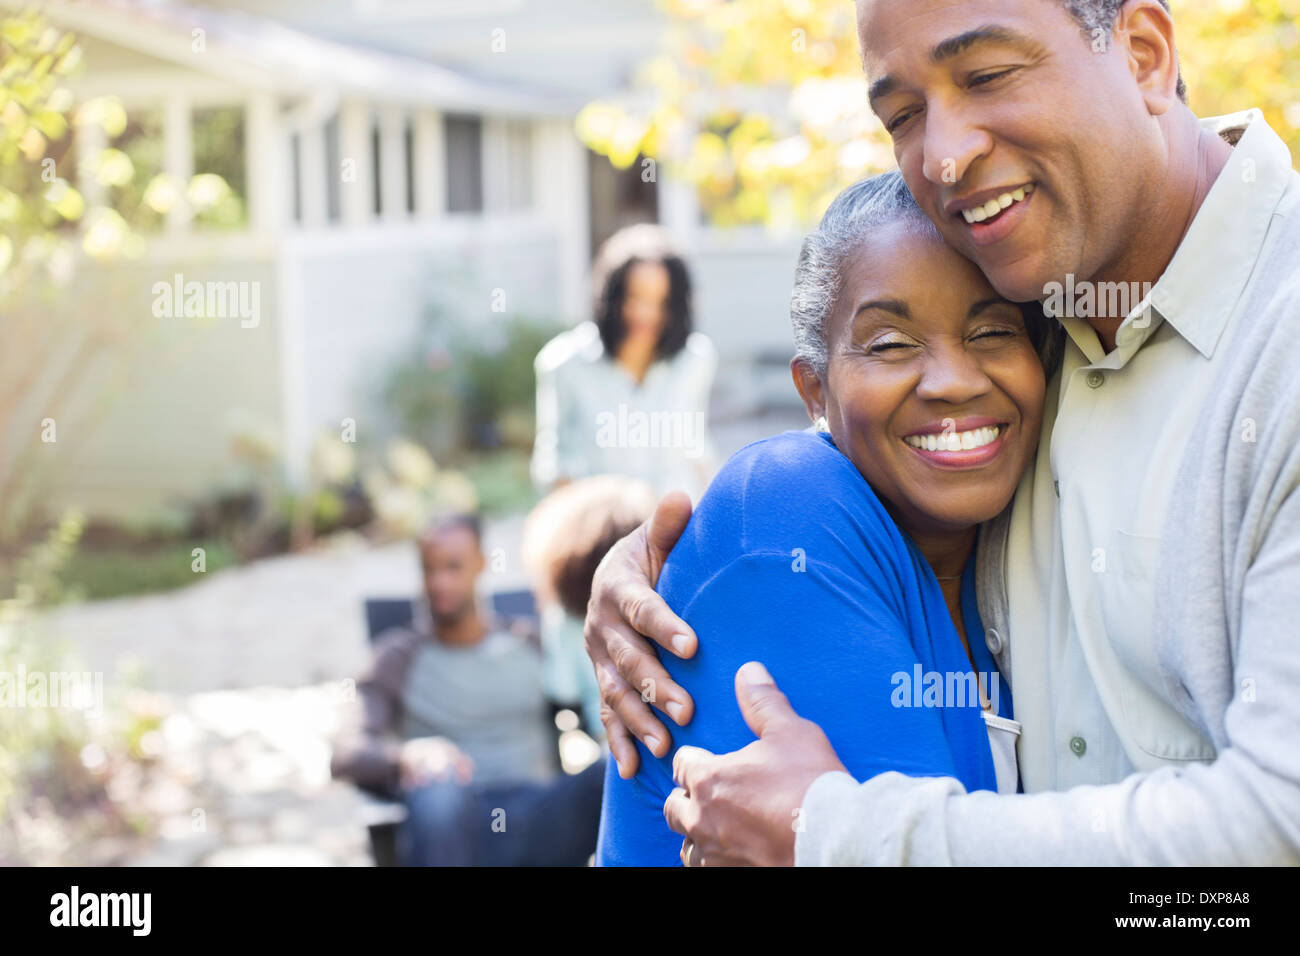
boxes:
[969,326,1023,347]
[867,337,919,355]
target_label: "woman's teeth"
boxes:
[904,425,1002,452]
[961,183,1034,224]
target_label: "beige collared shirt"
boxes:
[1003,109,1273,790]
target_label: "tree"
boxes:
[0,9,232,544]
[577,0,1300,230]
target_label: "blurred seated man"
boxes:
[330,513,603,866]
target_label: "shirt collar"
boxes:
[1059,109,1291,366]
[1139,109,1292,359]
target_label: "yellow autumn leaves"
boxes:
[578,0,1300,230]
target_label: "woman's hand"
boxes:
[584,490,699,778]
[665,662,848,867]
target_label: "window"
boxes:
[191,106,247,229]
[444,114,482,213]
[107,109,163,229]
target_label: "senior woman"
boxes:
[596,171,1061,865]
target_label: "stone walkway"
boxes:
[32,409,807,865]
[37,517,532,866]
[44,516,530,695]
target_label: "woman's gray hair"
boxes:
[790,170,927,378]
[789,169,1062,379]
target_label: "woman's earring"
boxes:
[814,415,829,433]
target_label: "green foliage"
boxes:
[57,540,236,602]
[106,108,164,231]
[460,318,560,450]
[1179,0,1300,163]
[0,9,241,544]
[461,449,538,516]
[0,510,84,607]
[0,8,88,286]
[0,514,93,840]
[192,106,247,229]
[384,307,561,457]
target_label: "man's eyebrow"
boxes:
[932,25,1034,63]
[867,74,897,104]
[868,25,1038,104]
[854,298,911,320]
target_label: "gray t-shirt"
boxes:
[399,629,555,787]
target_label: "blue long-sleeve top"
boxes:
[596,429,1013,866]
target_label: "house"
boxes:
[24,0,805,521]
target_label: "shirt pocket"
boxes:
[1103,530,1215,762]
[981,711,1022,795]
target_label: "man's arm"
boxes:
[799,473,1300,865]
[329,630,416,796]
[584,491,699,778]
[668,485,1300,865]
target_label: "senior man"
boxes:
[585,0,1300,865]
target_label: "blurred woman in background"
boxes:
[531,224,717,501]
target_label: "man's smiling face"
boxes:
[858,0,1164,302]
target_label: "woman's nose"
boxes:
[913,345,992,405]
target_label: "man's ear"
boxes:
[1114,0,1180,116]
[790,357,828,426]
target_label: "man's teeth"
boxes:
[962,183,1034,224]
[904,425,1002,452]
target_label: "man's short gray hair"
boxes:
[1061,0,1186,100]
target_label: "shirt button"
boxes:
[1085,370,1105,389]
[1069,736,1087,757]
[986,628,1003,655]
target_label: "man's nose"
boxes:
[920,99,993,187]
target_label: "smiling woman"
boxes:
[595,170,1061,865]
[789,173,1058,536]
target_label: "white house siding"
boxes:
[35,217,566,520]
[687,232,807,419]
[39,253,283,521]
[279,219,565,484]
[21,0,815,524]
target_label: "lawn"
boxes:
[56,539,238,602]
